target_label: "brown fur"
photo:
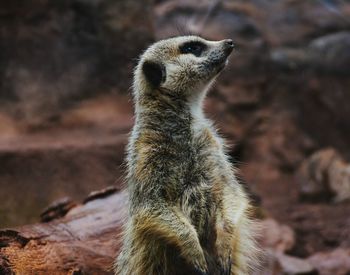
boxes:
[115,36,258,275]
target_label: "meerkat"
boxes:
[115,35,258,275]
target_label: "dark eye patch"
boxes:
[179,41,207,57]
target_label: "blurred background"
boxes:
[0,0,350,272]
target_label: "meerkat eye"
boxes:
[179,41,206,57]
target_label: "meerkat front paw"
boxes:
[182,245,208,275]
[215,239,233,274]
[217,254,232,275]
[193,258,208,275]
[193,268,209,275]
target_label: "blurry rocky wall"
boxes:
[0,0,154,226]
[1,2,350,270]
[155,0,350,165]
[0,0,154,126]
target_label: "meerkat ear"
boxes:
[142,60,166,87]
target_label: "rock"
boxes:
[270,31,350,73]
[309,31,350,73]
[0,113,18,138]
[243,113,315,172]
[0,94,133,227]
[83,186,119,204]
[0,127,128,227]
[263,0,350,47]
[296,148,338,201]
[40,197,77,222]
[254,249,283,275]
[296,148,350,202]
[328,157,350,203]
[258,219,322,275]
[0,190,128,275]
[308,248,350,275]
[0,0,154,124]
[257,249,317,275]
[216,82,261,107]
[270,48,310,71]
[260,219,295,253]
[275,252,317,275]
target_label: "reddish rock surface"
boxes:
[0,95,133,226]
[259,219,295,253]
[308,248,350,275]
[297,148,350,202]
[0,189,127,275]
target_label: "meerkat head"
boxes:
[133,35,234,104]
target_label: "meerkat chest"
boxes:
[180,126,229,231]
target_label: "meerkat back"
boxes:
[114,35,258,275]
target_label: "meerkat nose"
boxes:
[225,39,234,47]
[223,39,234,55]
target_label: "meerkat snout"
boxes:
[223,39,234,56]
